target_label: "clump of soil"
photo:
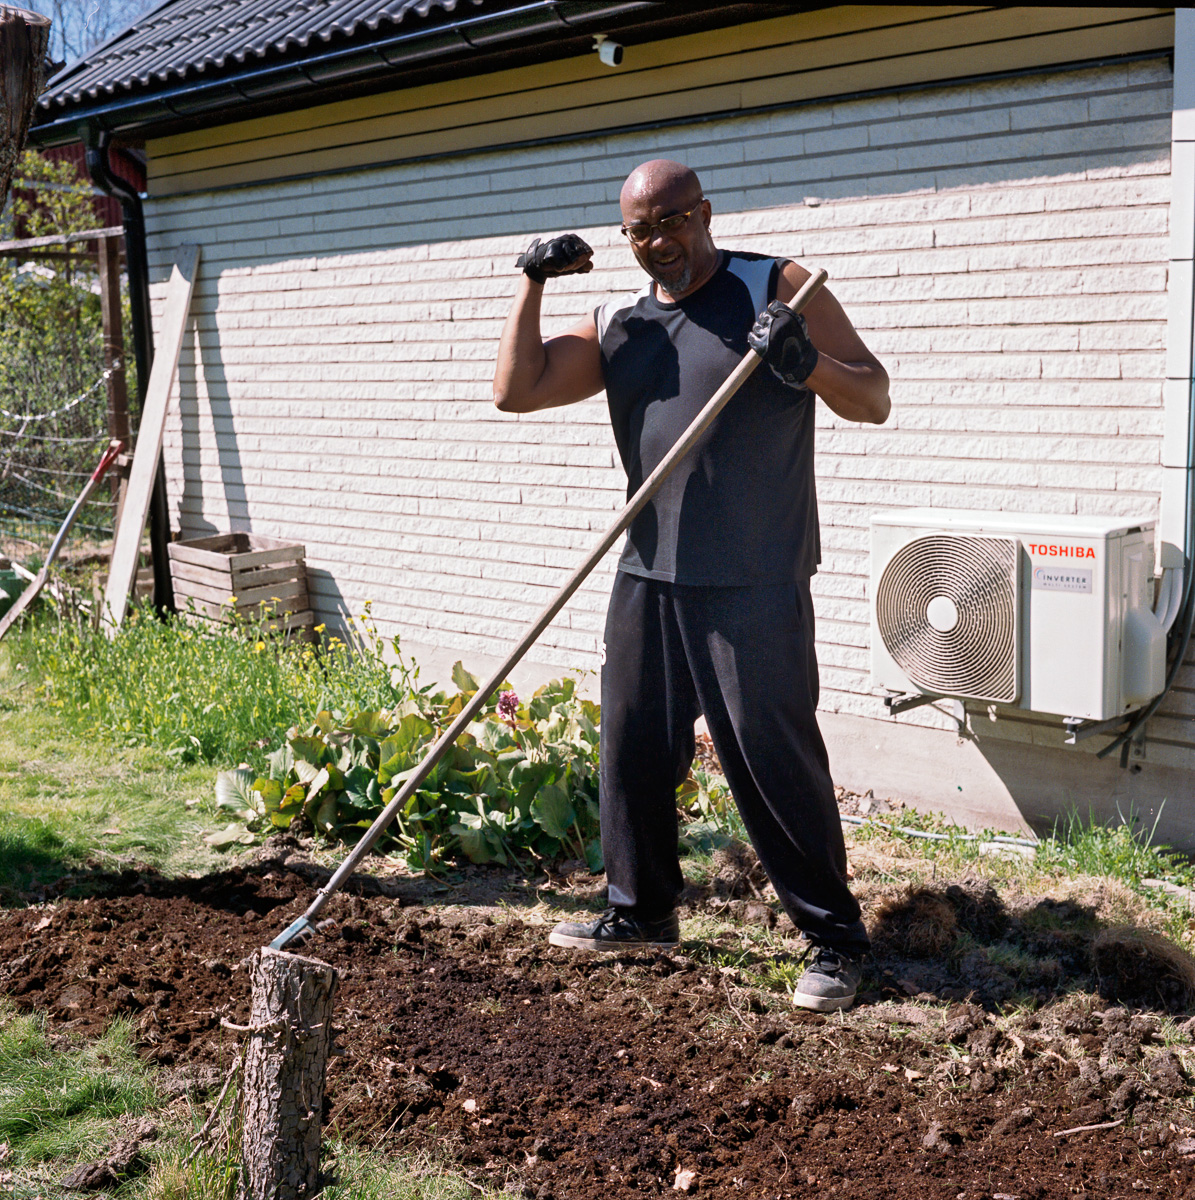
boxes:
[3,859,1195,1199]
[1093,925,1195,1012]
[709,838,771,899]
[941,877,1007,941]
[869,887,958,957]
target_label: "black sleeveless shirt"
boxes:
[596,250,820,586]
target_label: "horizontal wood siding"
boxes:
[146,6,1173,196]
[145,50,1191,765]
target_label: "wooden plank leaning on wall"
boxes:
[103,243,200,634]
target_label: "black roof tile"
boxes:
[39,0,482,111]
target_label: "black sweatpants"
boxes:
[599,571,869,956]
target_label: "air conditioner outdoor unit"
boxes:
[870,510,1167,722]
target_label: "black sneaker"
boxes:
[548,907,679,951]
[792,946,862,1012]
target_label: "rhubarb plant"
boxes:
[212,664,604,872]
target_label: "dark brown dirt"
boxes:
[4,854,1195,1199]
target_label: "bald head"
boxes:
[620,159,703,214]
[618,159,717,301]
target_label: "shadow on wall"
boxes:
[823,710,1195,854]
[304,565,352,634]
[174,308,247,539]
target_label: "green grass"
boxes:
[321,1143,519,1200]
[849,801,1194,900]
[1035,808,1195,891]
[11,600,413,769]
[138,1140,521,1200]
[0,1003,157,1171]
[0,701,226,902]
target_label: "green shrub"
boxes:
[213,664,603,873]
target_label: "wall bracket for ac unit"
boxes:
[883,691,942,715]
[1062,712,1135,745]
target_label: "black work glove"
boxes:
[748,300,819,388]
[516,233,593,284]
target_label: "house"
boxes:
[29,4,1195,844]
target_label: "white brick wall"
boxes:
[148,58,1174,737]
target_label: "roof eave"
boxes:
[28,1,805,148]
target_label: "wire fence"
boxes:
[0,361,120,566]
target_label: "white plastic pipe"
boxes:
[1155,565,1185,633]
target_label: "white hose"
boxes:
[839,812,1038,848]
[1154,567,1174,626]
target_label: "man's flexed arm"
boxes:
[493,234,605,413]
[758,260,890,425]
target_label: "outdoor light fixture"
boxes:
[594,34,623,66]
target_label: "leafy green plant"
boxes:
[20,596,736,873]
[677,764,743,849]
[213,664,603,872]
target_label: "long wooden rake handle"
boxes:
[269,268,828,949]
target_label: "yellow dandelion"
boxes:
[315,623,326,634]
[224,595,238,606]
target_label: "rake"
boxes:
[268,267,828,950]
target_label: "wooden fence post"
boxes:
[98,232,130,516]
[239,948,338,1200]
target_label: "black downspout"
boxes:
[83,125,175,614]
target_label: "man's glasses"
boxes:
[620,200,704,245]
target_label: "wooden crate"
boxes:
[166,533,315,637]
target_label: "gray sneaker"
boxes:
[793,946,862,1012]
[548,907,679,951]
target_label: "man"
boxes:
[493,159,890,1011]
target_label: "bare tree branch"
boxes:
[23,0,151,66]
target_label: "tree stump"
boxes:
[0,6,51,207]
[239,948,338,1200]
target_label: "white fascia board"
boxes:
[1162,378,1193,469]
[1163,5,1195,557]
[1172,139,1195,262]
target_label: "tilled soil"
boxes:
[4,855,1195,1199]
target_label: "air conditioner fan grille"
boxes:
[876,534,1018,704]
